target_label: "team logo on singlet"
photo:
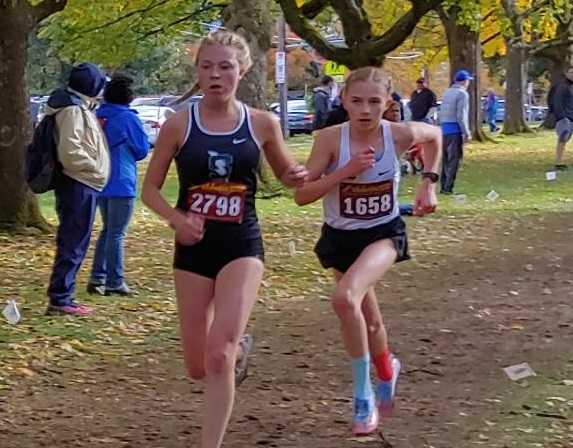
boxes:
[208,151,234,180]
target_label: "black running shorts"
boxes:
[314,217,410,273]
[174,236,264,279]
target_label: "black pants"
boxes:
[441,134,463,193]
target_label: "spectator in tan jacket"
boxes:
[45,63,110,316]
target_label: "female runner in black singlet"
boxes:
[142,31,307,448]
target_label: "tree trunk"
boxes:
[439,8,487,142]
[503,42,531,134]
[0,6,50,232]
[223,0,272,109]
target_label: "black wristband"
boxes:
[422,172,439,183]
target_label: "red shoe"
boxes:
[376,355,402,417]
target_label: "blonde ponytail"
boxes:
[172,82,201,106]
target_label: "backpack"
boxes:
[26,89,84,194]
[25,112,63,194]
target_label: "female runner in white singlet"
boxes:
[295,67,442,436]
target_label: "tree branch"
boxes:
[482,8,496,23]
[481,31,501,46]
[363,0,443,56]
[300,0,329,19]
[72,0,173,37]
[278,0,355,64]
[517,0,551,19]
[141,3,225,38]
[530,35,573,55]
[501,0,524,39]
[32,0,68,23]
[330,0,372,45]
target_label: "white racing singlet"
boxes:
[323,120,400,230]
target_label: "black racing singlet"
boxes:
[175,101,262,241]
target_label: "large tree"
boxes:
[277,0,444,68]
[500,0,573,134]
[0,0,67,232]
[223,0,272,109]
[438,2,486,141]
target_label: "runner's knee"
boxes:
[365,317,384,337]
[205,338,236,375]
[332,286,360,318]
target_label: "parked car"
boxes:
[156,95,203,111]
[270,99,314,134]
[481,98,548,123]
[132,95,202,111]
[130,95,203,146]
[131,96,162,107]
[131,105,175,146]
[526,104,548,122]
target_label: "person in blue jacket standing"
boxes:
[88,74,150,296]
[484,89,500,133]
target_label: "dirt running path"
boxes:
[1,213,572,448]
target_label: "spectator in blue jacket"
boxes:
[87,74,150,296]
[439,69,472,194]
[484,89,500,133]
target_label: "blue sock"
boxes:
[351,355,374,401]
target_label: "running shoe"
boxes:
[46,303,93,316]
[375,355,401,416]
[352,397,379,436]
[235,333,254,386]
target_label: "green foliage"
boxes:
[121,43,193,95]
[39,0,227,68]
[444,0,484,31]
[26,34,70,95]
[27,33,193,96]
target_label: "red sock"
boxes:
[373,350,393,381]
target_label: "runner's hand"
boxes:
[173,211,205,245]
[344,147,376,178]
[283,164,308,188]
[414,179,437,216]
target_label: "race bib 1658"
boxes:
[339,181,394,220]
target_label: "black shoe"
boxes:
[86,283,106,296]
[555,164,568,171]
[235,334,254,387]
[440,190,453,195]
[105,283,134,296]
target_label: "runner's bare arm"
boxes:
[392,121,442,176]
[141,112,187,227]
[294,127,375,206]
[392,122,441,215]
[251,110,307,188]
